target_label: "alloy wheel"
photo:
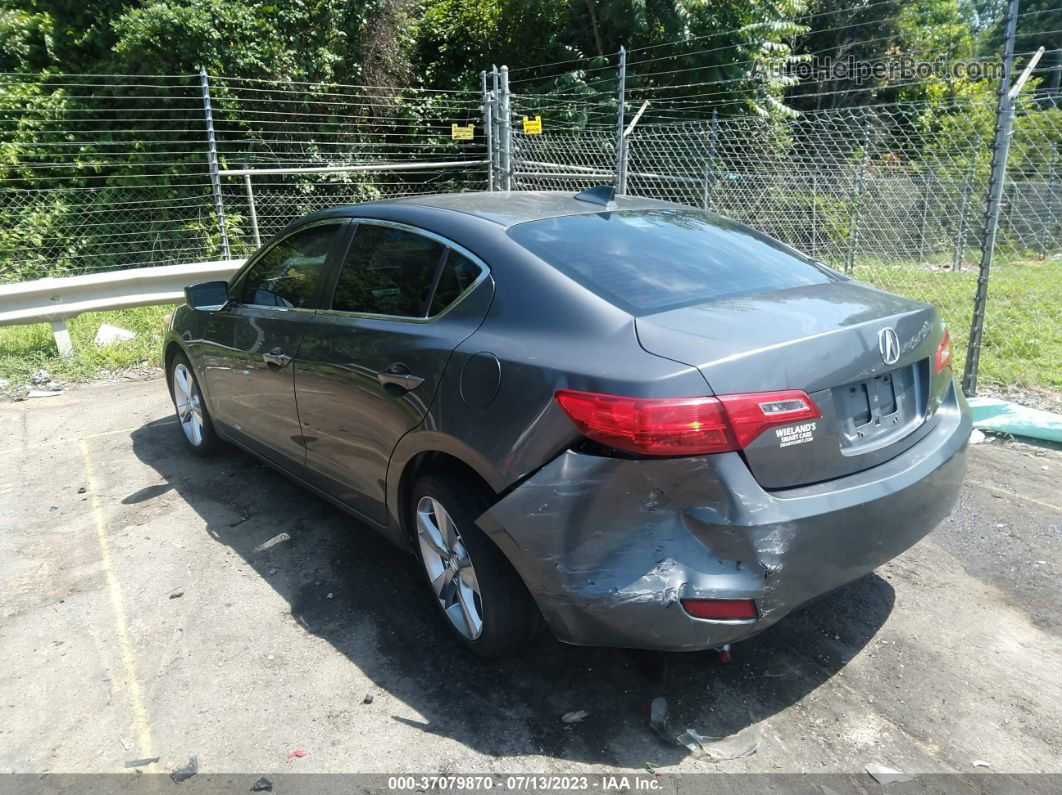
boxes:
[172,362,205,447]
[416,496,484,640]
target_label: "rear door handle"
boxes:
[377,365,425,391]
[263,349,292,368]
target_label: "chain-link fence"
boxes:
[208,74,489,256]
[504,71,1062,394]
[0,73,212,282]
[2,54,1060,392]
[0,72,489,283]
[510,99,1059,271]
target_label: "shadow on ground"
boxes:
[130,417,894,768]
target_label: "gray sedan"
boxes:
[164,189,970,657]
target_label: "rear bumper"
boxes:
[477,383,971,651]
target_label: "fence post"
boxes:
[614,46,628,195]
[811,172,818,259]
[482,70,494,191]
[963,0,1020,397]
[953,139,980,270]
[499,66,512,191]
[702,109,719,211]
[918,169,932,262]
[491,67,501,189]
[846,120,872,274]
[1040,143,1057,258]
[243,168,261,248]
[199,67,231,259]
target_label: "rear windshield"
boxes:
[507,209,842,315]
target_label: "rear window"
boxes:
[507,209,842,315]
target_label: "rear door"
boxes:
[202,220,347,469]
[294,220,493,523]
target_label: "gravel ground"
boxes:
[0,377,1060,780]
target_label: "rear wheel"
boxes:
[168,352,222,456]
[411,473,539,657]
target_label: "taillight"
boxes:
[934,329,952,375]
[716,391,821,449]
[681,598,758,621]
[554,388,820,456]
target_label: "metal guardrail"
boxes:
[0,259,244,356]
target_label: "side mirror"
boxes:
[185,280,231,310]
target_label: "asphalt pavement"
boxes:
[1,377,1059,778]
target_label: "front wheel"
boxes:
[411,473,540,658]
[168,352,222,456]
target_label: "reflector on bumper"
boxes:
[680,598,758,621]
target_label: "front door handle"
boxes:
[263,349,292,368]
[377,364,425,391]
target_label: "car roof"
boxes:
[300,190,688,229]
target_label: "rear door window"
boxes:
[507,209,842,315]
[331,224,446,317]
[239,223,341,308]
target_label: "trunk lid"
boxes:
[635,281,950,489]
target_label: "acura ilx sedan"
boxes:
[165,188,970,657]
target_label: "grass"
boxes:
[0,258,1059,393]
[854,257,1062,391]
[0,305,171,385]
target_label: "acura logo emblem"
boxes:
[879,327,901,365]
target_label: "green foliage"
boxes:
[6,0,378,80]
[898,0,976,61]
[414,0,811,118]
[110,0,372,81]
[0,1,395,281]
[415,0,571,88]
[0,304,171,383]
[0,4,54,71]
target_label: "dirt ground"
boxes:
[1,377,1060,780]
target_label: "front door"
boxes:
[202,220,347,469]
[294,221,493,523]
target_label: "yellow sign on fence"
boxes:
[451,123,474,140]
[522,115,543,135]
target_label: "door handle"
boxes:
[377,365,425,391]
[263,349,292,368]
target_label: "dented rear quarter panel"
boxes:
[476,383,971,651]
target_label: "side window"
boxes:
[331,224,446,317]
[239,223,340,308]
[430,252,482,315]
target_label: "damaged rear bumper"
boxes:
[477,386,971,652]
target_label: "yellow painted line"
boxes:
[3,420,176,454]
[79,439,155,759]
[82,421,175,441]
[981,482,1062,513]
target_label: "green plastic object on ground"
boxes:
[966,397,1062,443]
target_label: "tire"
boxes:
[167,352,223,457]
[411,472,540,658]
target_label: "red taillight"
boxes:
[717,391,821,450]
[554,388,820,456]
[934,329,952,375]
[554,390,736,455]
[681,598,758,621]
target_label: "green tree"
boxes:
[413,0,811,118]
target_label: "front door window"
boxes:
[239,224,341,308]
